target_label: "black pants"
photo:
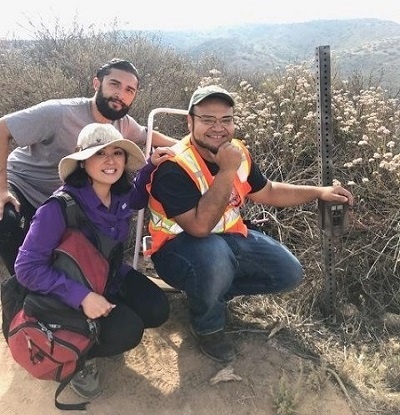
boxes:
[87,269,170,358]
[0,184,36,275]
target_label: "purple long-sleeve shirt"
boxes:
[14,161,155,310]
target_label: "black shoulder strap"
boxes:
[54,357,90,411]
[51,190,85,229]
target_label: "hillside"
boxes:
[132,18,400,92]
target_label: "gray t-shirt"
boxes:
[6,97,147,207]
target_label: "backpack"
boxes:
[2,191,123,411]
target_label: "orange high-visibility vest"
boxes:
[146,135,252,255]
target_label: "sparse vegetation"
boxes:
[1,22,400,414]
[271,370,301,414]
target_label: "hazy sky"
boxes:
[1,0,400,39]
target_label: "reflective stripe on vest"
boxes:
[147,136,252,254]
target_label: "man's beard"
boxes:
[192,135,219,154]
[95,86,131,121]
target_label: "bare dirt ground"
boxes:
[0,290,365,415]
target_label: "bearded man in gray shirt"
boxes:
[0,58,177,275]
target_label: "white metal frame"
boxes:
[132,108,188,271]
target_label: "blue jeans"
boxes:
[151,230,303,335]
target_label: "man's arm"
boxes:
[151,131,178,147]
[0,119,19,219]
[248,180,353,207]
[173,142,242,237]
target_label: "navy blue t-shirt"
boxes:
[151,155,268,218]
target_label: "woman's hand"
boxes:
[80,292,116,319]
[150,146,175,166]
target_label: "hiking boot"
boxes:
[70,358,101,399]
[190,326,235,363]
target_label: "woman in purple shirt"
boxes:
[14,123,173,400]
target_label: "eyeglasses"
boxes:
[192,114,234,127]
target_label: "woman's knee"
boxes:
[126,325,145,350]
[117,318,145,351]
[144,294,170,328]
[102,305,145,351]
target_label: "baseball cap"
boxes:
[188,85,235,112]
[59,123,146,181]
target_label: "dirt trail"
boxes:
[0,294,358,415]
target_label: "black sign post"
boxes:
[316,45,348,323]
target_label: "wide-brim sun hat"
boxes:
[58,123,146,181]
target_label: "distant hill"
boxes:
[130,18,400,92]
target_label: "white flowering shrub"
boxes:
[199,63,400,317]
